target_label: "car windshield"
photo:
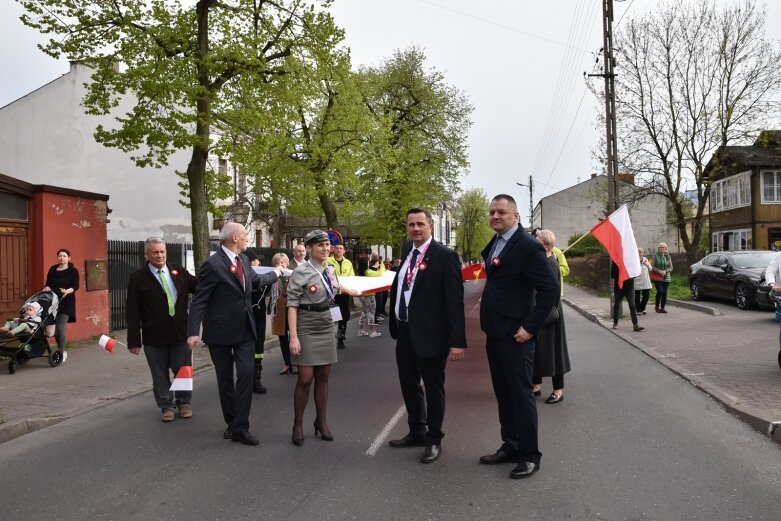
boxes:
[731,252,775,269]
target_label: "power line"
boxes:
[416,0,590,51]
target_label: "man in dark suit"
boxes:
[479,194,558,479]
[127,238,198,422]
[187,223,283,445]
[388,207,466,464]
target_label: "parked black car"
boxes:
[689,250,776,310]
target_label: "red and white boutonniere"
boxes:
[229,265,237,273]
[418,261,428,271]
[308,284,318,294]
[170,269,179,276]
[491,257,501,267]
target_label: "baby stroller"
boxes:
[0,290,61,374]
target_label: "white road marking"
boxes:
[365,404,407,456]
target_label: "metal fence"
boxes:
[108,240,187,331]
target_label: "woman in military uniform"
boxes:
[287,230,357,446]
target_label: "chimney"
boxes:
[618,173,635,185]
[591,173,597,179]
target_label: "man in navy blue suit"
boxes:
[388,208,466,464]
[187,223,283,445]
[478,194,558,479]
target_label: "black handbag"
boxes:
[542,304,560,326]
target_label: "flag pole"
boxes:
[560,231,593,255]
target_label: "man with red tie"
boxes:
[187,223,283,445]
[388,208,466,464]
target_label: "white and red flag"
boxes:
[169,365,193,391]
[590,205,641,288]
[98,334,121,353]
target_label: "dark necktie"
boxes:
[323,268,334,303]
[399,249,420,322]
[235,257,245,288]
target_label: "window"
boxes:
[0,192,28,221]
[761,171,781,203]
[710,171,751,212]
[712,229,752,251]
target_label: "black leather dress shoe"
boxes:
[388,434,426,448]
[231,430,260,446]
[223,427,232,440]
[479,449,516,465]
[510,461,539,479]
[420,444,441,464]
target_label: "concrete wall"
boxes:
[0,63,194,243]
[537,175,680,253]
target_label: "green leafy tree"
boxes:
[17,0,342,266]
[225,48,374,235]
[454,188,492,262]
[358,47,473,250]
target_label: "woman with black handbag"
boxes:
[531,230,571,404]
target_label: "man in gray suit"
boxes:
[187,223,283,445]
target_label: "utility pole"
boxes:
[589,0,619,214]
[515,175,534,229]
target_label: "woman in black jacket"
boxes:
[43,248,79,361]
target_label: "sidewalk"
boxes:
[563,283,781,442]
[2,290,780,444]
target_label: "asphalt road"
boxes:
[2,282,781,521]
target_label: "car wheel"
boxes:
[778,350,781,371]
[735,282,756,310]
[690,279,703,301]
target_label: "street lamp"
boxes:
[516,178,534,229]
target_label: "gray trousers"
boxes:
[143,341,192,410]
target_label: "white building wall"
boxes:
[0,63,196,242]
[536,175,679,252]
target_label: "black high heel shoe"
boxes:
[292,425,304,446]
[313,420,334,441]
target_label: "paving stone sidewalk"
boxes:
[0,330,223,443]
[563,283,781,442]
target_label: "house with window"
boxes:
[704,130,781,251]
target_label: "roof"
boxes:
[704,131,781,179]
[0,172,109,201]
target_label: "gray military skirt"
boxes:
[292,307,337,366]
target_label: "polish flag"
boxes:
[169,365,193,391]
[98,334,118,353]
[590,205,641,288]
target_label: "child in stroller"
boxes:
[0,301,42,338]
[0,291,61,374]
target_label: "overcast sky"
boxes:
[2,0,779,226]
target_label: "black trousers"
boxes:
[208,324,255,434]
[635,288,650,313]
[486,336,541,464]
[334,294,351,336]
[395,322,448,444]
[613,278,638,324]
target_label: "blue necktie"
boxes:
[399,249,420,322]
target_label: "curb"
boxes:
[666,298,723,316]
[563,296,780,443]
[0,357,216,445]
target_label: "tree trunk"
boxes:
[190,0,214,271]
